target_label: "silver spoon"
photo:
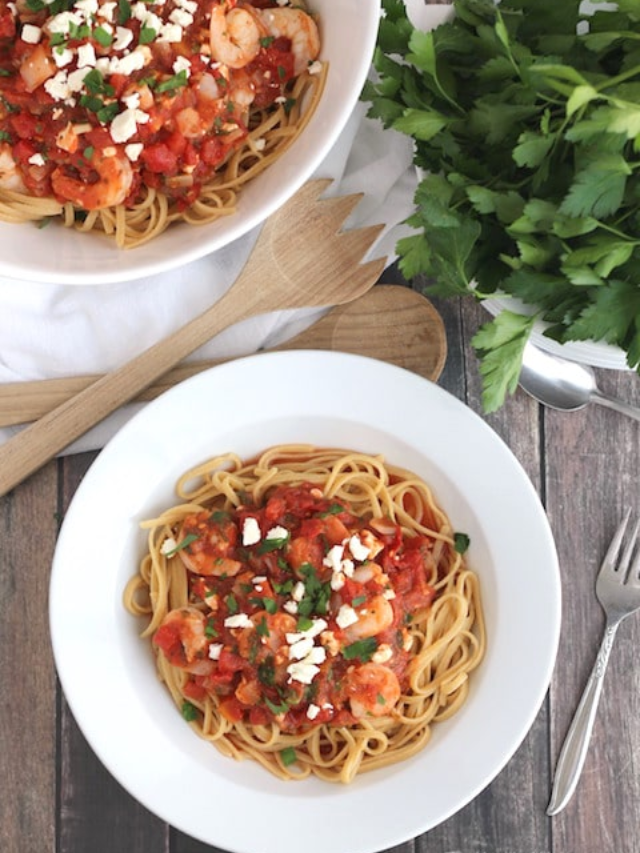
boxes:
[518,343,640,422]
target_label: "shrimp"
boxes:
[348,662,401,719]
[257,6,320,75]
[175,511,243,577]
[153,606,216,676]
[342,594,394,643]
[209,3,265,69]
[50,149,133,210]
[0,144,26,193]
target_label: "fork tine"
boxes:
[603,508,631,574]
[618,517,640,580]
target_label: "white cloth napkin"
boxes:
[0,102,418,454]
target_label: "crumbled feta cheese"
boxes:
[169,8,193,27]
[77,42,96,68]
[53,46,74,68]
[323,544,344,573]
[21,24,41,44]
[286,661,319,684]
[336,604,359,629]
[266,525,288,541]
[208,643,223,660]
[75,0,98,15]
[305,646,326,665]
[286,619,327,644]
[98,1,117,22]
[252,575,267,585]
[308,60,323,75]
[172,54,191,76]
[283,600,298,615]
[291,581,305,602]
[224,613,253,629]
[110,46,149,75]
[125,142,143,161]
[113,26,134,51]
[372,644,393,664]
[348,534,370,562]
[306,703,320,720]
[383,588,396,600]
[110,107,149,143]
[242,517,261,546]
[122,91,141,110]
[67,67,92,92]
[289,636,314,661]
[330,572,345,591]
[158,22,182,42]
[28,153,45,166]
[45,72,72,102]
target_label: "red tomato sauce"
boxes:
[153,482,437,733]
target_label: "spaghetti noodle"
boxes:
[124,445,485,783]
[0,0,324,247]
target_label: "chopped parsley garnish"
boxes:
[164,532,198,557]
[342,637,378,663]
[257,660,275,686]
[156,70,189,93]
[204,619,218,639]
[225,593,239,615]
[93,26,114,47]
[297,564,331,617]
[249,596,277,614]
[265,696,290,716]
[256,616,270,638]
[181,701,198,722]
[117,0,132,24]
[319,503,345,517]
[257,533,289,554]
[280,746,298,767]
[454,532,470,555]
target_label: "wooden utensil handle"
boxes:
[0,286,251,497]
[0,360,227,427]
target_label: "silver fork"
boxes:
[547,510,640,815]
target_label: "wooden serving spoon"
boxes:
[0,179,386,497]
[0,285,447,427]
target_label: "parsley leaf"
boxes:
[366,0,640,409]
[472,311,536,413]
[342,637,378,663]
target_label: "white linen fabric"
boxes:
[0,103,418,453]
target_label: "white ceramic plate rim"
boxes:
[0,0,381,285]
[50,351,561,853]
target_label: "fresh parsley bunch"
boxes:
[365,0,640,411]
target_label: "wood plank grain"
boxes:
[0,462,58,853]
[543,369,640,853]
[56,452,169,853]
[411,296,552,853]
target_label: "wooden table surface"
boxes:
[2,266,639,853]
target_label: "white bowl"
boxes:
[0,0,380,285]
[50,350,561,853]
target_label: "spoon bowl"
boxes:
[519,343,640,422]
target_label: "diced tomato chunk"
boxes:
[219,696,245,723]
[141,143,178,173]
